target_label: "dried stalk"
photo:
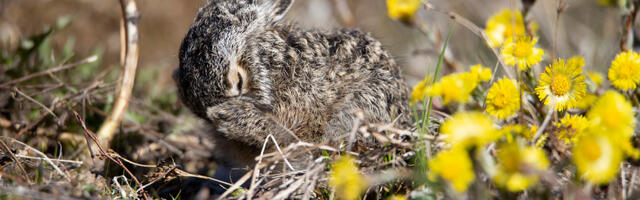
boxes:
[13,154,83,165]
[0,55,97,88]
[72,111,150,199]
[0,139,30,183]
[621,0,640,51]
[95,0,140,148]
[1,136,71,182]
[12,87,58,119]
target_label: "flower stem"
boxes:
[534,106,554,143]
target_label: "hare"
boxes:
[173,0,411,189]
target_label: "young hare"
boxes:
[173,0,411,187]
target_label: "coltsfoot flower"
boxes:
[428,148,475,192]
[556,115,589,144]
[535,58,587,111]
[440,111,497,148]
[425,65,491,105]
[410,76,432,103]
[501,36,544,70]
[574,93,597,110]
[470,64,492,82]
[426,72,479,104]
[485,78,520,120]
[587,71,604,87]
[586,90,638,158]
[572,132,623,185]
[386,0,421,23]
[485,10,536,47]
[587,90,635,139]
[608,51,640,90]
[494,142,549,192]
[329,156,367,200]
[566,56,585,70]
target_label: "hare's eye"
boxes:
[236,72,243,92]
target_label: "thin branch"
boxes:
[173,168,233,186]
[12,87,58,119]
[135,166,177,193]
[251,134,297,193]
[346,111,362,152]
[0,139,31,183]
[534,106,554,143]
[13,155,83,165]
[0,55,97,88]
[71,110,149,199]
[14,80,105,138]
[96,0,141,148]
[622,163,628,200]
[1,136,71,182]
[621,0,640,51]
[552,0,567,60]
[217,170,254,200]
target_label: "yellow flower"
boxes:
[608,51,640,90]
[426,72,479,104]
[428,148,475,192]
[500,124,538,143]
[587,71,604,87]
[426,67,492,105]
[485,10,533,47]
[501,36,545,70]
[572,132,623,185]
[386,0,421,22]
[574,93,597,110]
[535,58,587,111]
[470,64,492,82]
[556,115,589,144]
[566,56,585,70]
[586,91,639,158]
[410,76,432,103]
[494,142,549,192]
[535,132,549,148]
[485,78,520,120]
[329,156,367,200]
[440,112,497,148]
[587,91,635,139]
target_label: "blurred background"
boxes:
[1,0,622,91]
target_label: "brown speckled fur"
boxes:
[173,0,411,173]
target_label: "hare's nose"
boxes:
[172,67,180,82]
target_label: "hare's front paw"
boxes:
[207,99,297,148]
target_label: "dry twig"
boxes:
[12,87,58,119]
[0,136,71,182]
[95,0,141,148]
[71,110,150,199]
[0,56,97,88]
[621,0,640,51]
[0,139,30,183]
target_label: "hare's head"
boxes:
[174,0,293,119]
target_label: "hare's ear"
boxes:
[266,0,294,21]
